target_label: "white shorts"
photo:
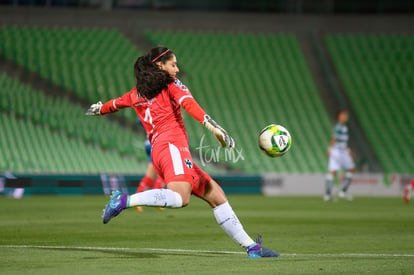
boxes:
[328,148,355,171]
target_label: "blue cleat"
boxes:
[246,235,280,258]
[102,191,127,224]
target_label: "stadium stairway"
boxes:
[325,34,414,173]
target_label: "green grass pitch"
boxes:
[1,195,413,274]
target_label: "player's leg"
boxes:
[102,180,189,224]
[152,177,167,211]
[200,179,254,246]
[203,180,278,258]
[338,150,355,200]
[194,166,278,258]
[339,169,354,194]
[404,178,414,203]
[102,142,192,223]
[325,149,339,201]
[130,180,191,206]
[325,171,336,201]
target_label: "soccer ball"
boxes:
[258,124,292,157]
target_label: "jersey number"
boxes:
[144,107,154,129]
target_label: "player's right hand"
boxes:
[85,101,102,116]
[203,115,235,148]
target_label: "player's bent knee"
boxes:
[181,197,190,207]
[167,181,192,207]
[176,192,191,207]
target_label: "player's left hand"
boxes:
[203,115,235,148]
[85,101,102,116]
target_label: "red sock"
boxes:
[411,178,414,188]
[153,176,166,189]
[136,176,153,193]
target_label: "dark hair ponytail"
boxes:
[134,46,175,99]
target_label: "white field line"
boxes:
[1,245,414,258]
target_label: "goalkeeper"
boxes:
[86,47,278,258]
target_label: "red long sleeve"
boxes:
[180,97,206,124]
[99,88,136,115]
[100,99,118,114]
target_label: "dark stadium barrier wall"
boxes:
[2,174,262,195]
[2,0,413,13]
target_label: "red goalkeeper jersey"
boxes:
[100,79,206,145]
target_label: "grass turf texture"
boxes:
[0,195,413,274]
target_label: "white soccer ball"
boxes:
[258,124,292,157]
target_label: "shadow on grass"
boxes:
[27,246,224,258]
[31,246,159,259]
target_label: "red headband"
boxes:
[152,49,170,63]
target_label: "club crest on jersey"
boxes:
[184,159,193,169]
[174,79,189,91]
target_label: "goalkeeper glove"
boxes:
[85,101,102,116]
[203,115,235,148]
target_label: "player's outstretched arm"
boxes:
[86,92,132,116]
[181,97,235,148]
